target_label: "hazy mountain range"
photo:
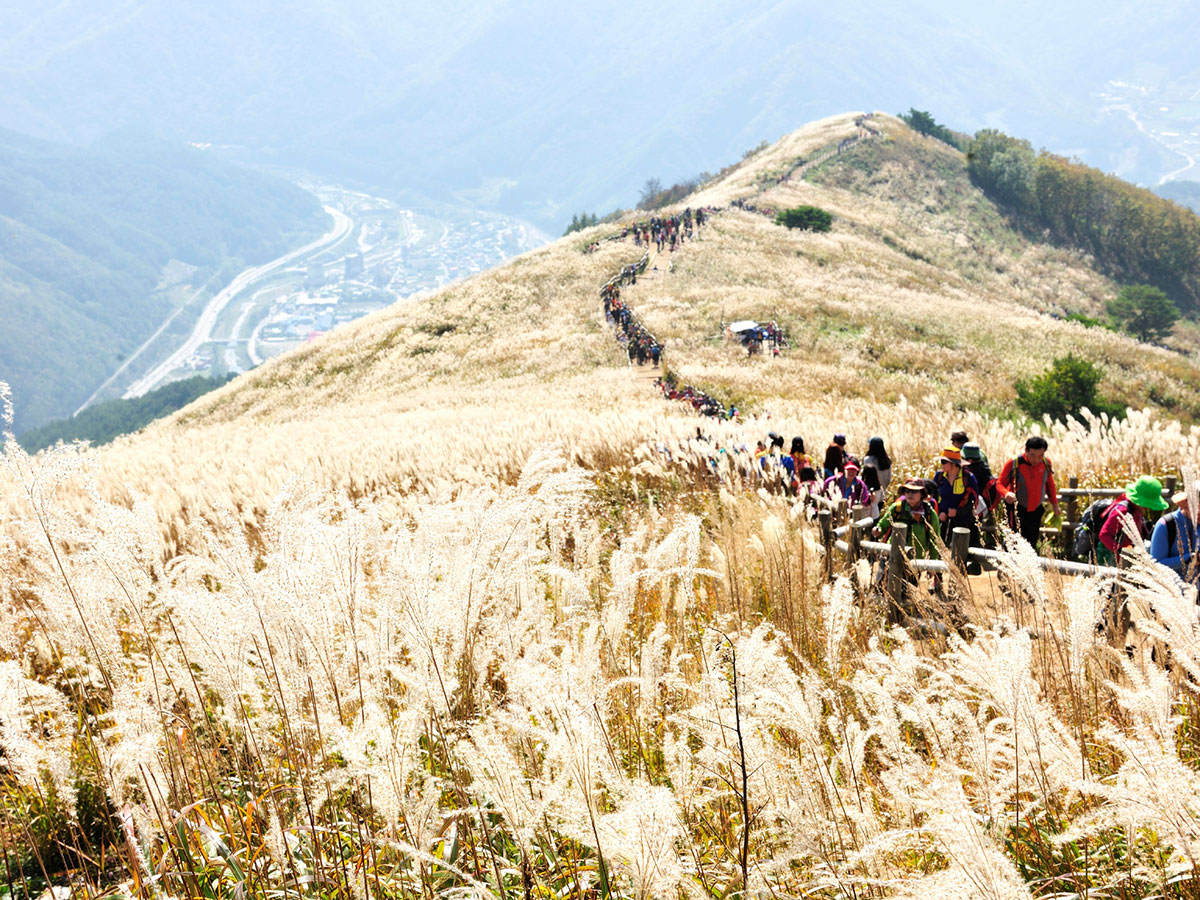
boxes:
[1,1,1197,229]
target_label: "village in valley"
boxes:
[138,185,548,387]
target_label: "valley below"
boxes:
[81,184,549,406]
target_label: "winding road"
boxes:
[123,205,352,398]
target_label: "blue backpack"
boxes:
[1073,498,1114,558]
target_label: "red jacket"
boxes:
[998,455,1057,512]
[1098,496,1147,553]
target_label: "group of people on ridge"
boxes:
[630,209,704,252]
[598,216,731,418]
[602,280,662,367]
[759,428,1194,581]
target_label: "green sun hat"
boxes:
[1125,475,1170,511]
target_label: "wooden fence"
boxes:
[600,251,650,294]
[811,475,1176,580]
[811,475,1183,622]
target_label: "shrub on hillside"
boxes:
[1107,284,1180,343]
[1015,354,1123,424]
[1062,312,1113,331]
[775,206,832,232]
[967,129,1038,212]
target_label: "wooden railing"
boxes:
[813,501,1121,625]
[1057,475,1180,548]
[809,476,1182,622]
[809,474,1181,552]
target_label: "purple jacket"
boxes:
[821,474,871,507]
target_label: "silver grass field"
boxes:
[6,113,1200,899]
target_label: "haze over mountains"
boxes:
[1,1,1197,229]
[0,128,327,429]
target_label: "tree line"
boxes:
[965,127,1200,313]
[18,374,235,452]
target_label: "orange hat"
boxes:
[938,447,962,464]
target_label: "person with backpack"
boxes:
[933,447,980,546]
[823,434,847,478]
[821,460,871,507]
[782,437,811,494]
[998,436,1061,549]
[877,478,938,560]
[1150,491,1197,580]
[861,436,892,518]
[1096,476,1169,566]
[962,442,999,548]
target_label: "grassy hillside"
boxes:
[0,128,328,429]
[8,113,1200,899]
[53,113,1196,550]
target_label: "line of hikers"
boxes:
[748,430,1195,580]
[654,376,733,419]
[602,281,662,367]
[598,243,733,417]
[731,197,780,218]
[629,210,704,253]
[583,207,715,257]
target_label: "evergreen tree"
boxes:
[1107,284,1180,342]
[563,212,599,235]
[899,109,962,148]
[775,206,833,232]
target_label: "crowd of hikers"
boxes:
[628,209,705,252]
[589,189,1195,590]
[654,377,732,418]
[602,273,663,367]
[739,429,1195,581]
[730,320,789,356]
[597,209,738,417]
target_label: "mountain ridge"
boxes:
[68,111,1200,555]
[2,2,1197,228]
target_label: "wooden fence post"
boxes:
[1063,475,1079,556]
[886,523,908,623]
[1165,475,1178,497]
[819,509,833,583]
[848,504,867,563]
[836,499,848,529]
[951,526,970,572]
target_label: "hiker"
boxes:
[1096,476,1169,567]
[934,448,978,533]
[962,442,999,547]
[952,430,988,465]
[877,478,938,560]
[760,432,785,475]
[821,459,871,507]
[823,434,847,479]
[1150,491,1197,580]
[861,436,892,517]
[961,443,993,496]
[998,436,1061,548]
[876,478,952,622]
[781,436,809,488]
[933,447,981,570]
